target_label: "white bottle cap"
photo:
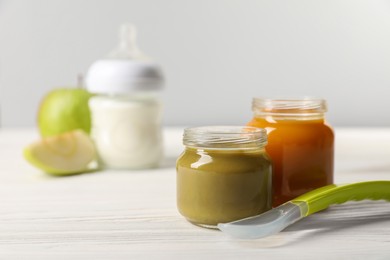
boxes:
[86,24,163,94]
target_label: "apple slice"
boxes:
[24,130,97,176]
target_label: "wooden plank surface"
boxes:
[0,128,389,259]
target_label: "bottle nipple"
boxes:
[107,23,148,60]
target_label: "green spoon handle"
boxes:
[291,181,390,216]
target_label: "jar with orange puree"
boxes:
[247,98,334,207]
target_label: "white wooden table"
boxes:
[0,127,390,259]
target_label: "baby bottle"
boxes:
[86,24,164,169]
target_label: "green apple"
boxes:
[38,88,92,137]
[23,130,97,176]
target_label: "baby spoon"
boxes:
[218,181,390,239]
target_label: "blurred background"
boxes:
[0,0,389,127]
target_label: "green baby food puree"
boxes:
[177,147,272,228]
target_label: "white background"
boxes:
[0,0,389,127]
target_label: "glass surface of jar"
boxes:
[247,98,334,207]
[176,126,272,228]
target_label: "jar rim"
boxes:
[252,97,327,118]
[183,126,267,149]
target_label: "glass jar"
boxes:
[247,98,334,207]
[176,126,272,228]
[89,93,163,169]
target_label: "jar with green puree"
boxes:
[176,126,272,228]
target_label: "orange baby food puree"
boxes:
[247,98,334,207]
